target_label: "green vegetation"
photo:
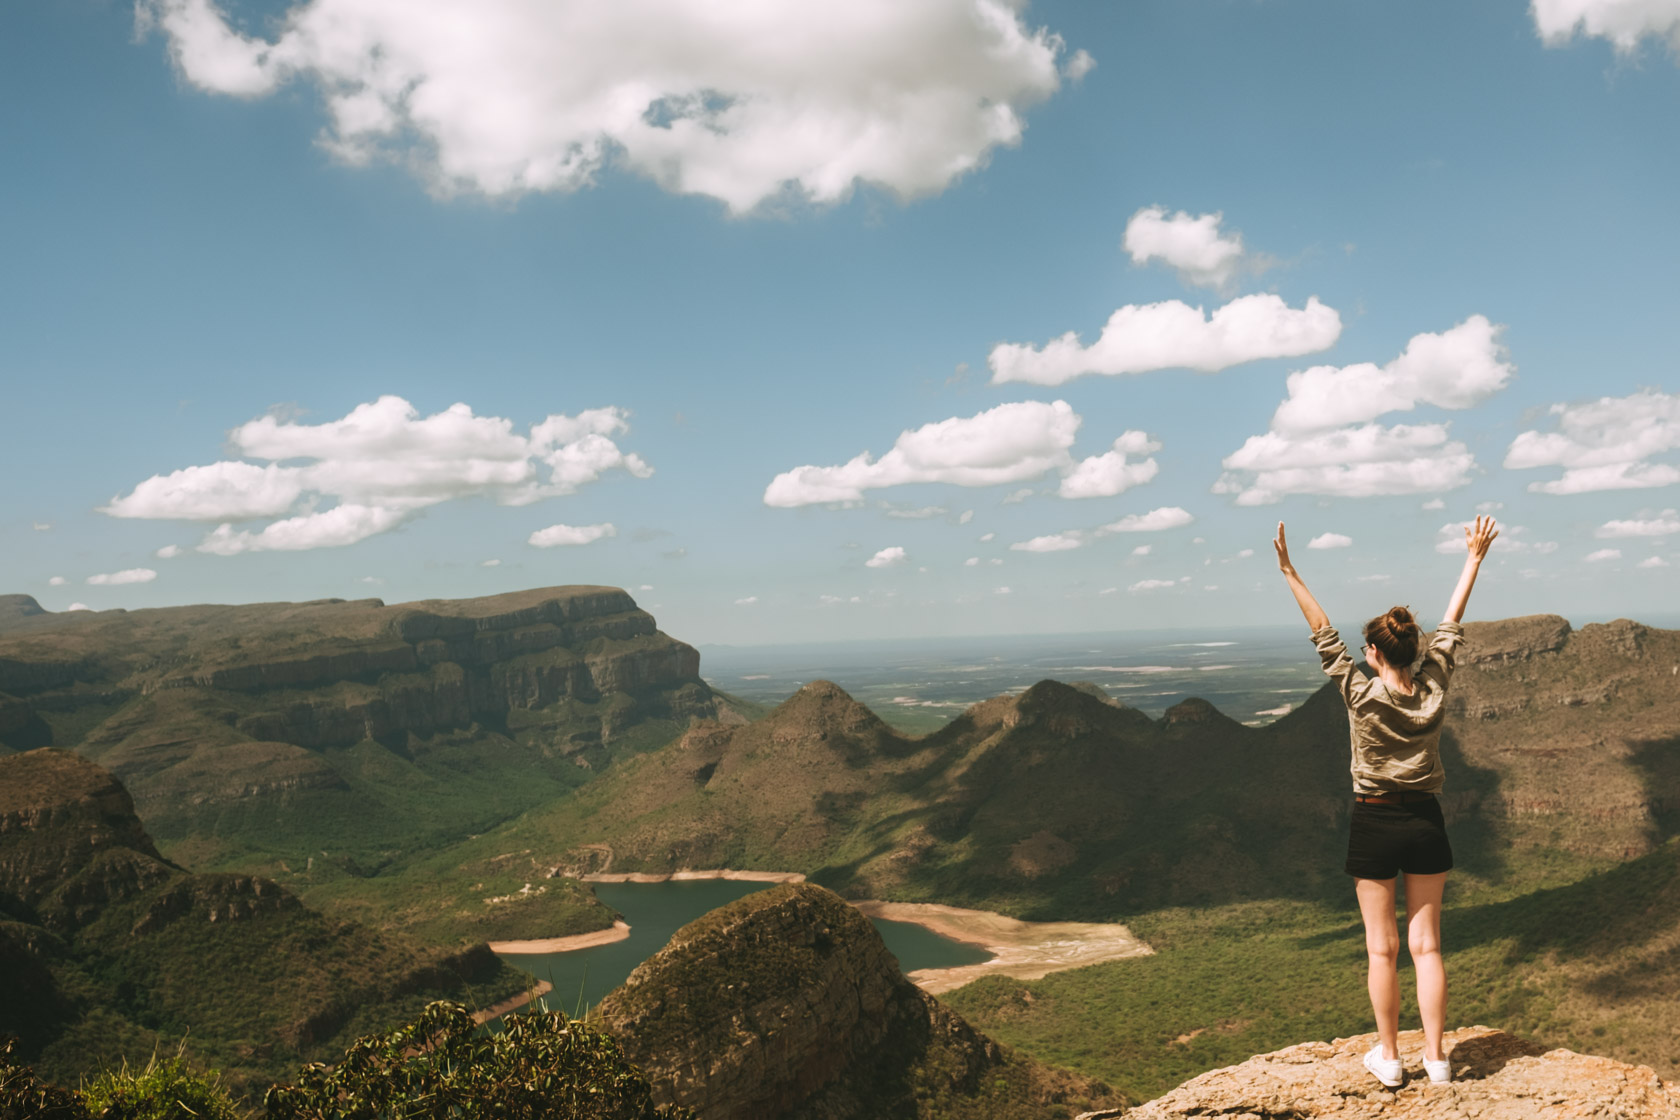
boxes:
[266,1001,689,1120]
[1,1037,239,1120]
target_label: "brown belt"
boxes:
[1355,792,1436,805]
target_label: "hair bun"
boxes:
[1387,605,1417,633]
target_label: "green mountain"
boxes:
[0,747,532,1096]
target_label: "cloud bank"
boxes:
[104,395,651,554]
[763,401,1161,507]
[1215,317,1513,504]
[1505,389,1680,494]
[1532,0,1680,53]
[138,0,1082,213]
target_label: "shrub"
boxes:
[2,1036,88,1120]
[81,1048,241,1120]
[264,1001,690,1120]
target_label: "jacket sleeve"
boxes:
[1416,621,1465,690]
[1312,625,1371,709]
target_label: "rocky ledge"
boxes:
[1081,1026,1680,1120]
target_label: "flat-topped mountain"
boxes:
[0,747,529,1094]
[0,587,741,876]
[595,882,1118,1120]
[1086,1026,1680,1119]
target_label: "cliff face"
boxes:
[595,882,1117,1120]
[0,748,527,1090]
[1087,1026,1680,1120]
[0,587,729,867]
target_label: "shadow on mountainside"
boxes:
[1631,732,1680,840]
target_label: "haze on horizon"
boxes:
[3,0,1677,645]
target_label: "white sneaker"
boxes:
[1363,1045,1404,1088]
[1423,1057,1451,1083]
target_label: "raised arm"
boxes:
[1274,522,1330,632]
[1443,515,1499,624]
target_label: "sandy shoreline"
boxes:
[579,868,807,884]
[852,899,1154,994]
[489,919,632,954]
[471,980,553,1024]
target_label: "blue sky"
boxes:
[3,0,1678,644]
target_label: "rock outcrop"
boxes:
[595,882,1117,1120]
[1082,1027,1680,1119]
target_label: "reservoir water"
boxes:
[496,879,991,1011]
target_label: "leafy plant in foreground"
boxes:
[82,1046,242,1120]
[2,1036,87,1120]
[264,1001,690,1120]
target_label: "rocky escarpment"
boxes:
[1083,1026,1680,1119]
[0,587,735,864]
[595,882,1116,1120]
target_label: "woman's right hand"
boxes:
[1464,515,1499,562]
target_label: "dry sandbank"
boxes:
[471,980,553,1024]
[853,899,1154,994]
[489,919,631,954]
[579,868,807,884]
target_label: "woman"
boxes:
[1273,515,1498,1088]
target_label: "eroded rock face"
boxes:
[595,882,1114,1120]
[1084,1027,1680,1120]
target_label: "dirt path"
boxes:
[852,900,1154,995]
[488,919,632,954]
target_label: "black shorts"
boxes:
[1345,795,1454,879]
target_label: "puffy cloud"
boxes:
[1639,556,1671,568]
[1057,431,1160,499]
[87,568,158,586]
[529,522,617,548]
[1001,488,1035,504]
[137,0,1081,213]
[104,396,650,554]
[1505,390,1680,495]
[1269,317,1513,434]
[1123,206,1248,289]
[963,557,979,566]
[1010,532,1083,552]
[958,509,975,524]
[1532,0,1680,53]
[67,603,91,612]
[1308,532,1353,549]
[1596,511,1679,537]
[1216,317,1515,505]
[1129,578,1177,591]
[979,532,996,542]
[993,586,1012,595]
[483,559,503,567]
[1422,498,1446,510]
[734,596,759,606]
[1586,548,1623,562]
[48,576,67,586]
[1062,49,1096,80]
[866,546,907,568]
[989,294,1341,386]
[765,401,1159,507]
[1096,506,1195,533]
[1131,545,1151,556]
[155,545,183,559]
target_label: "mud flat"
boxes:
[488,919,632,954]
[852,900,1154,995]
[579,869,808,884]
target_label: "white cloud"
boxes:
[734,596,759,606]
[1237,548,1255,559]
[359,575,384,585]
[819,593,863,604]
[155,544,183,559]
[87,568,158,586]
[32,522,51,531]
[483,559,502,567]
[1639,555,1671,568]
[1057,431,1161,499]
[1596,512,1680,537]
[48,576,67,586]
[1506,390,1680,495]
[1586,548,1623,562]
[1097,506,1195,534]
[1131,545,1151,556]
[1532,0,1680,53]
[1098,587,1118,596]
[866,546,907,568]
[1217,318,1512,505]
[1010,532,1083,552]
[529,522,617,548]
[989,558,1004,566]
[989,294,1341,386]
[958,509,975,524]
[765,401,1161,508]
[993,586,1012,595]
[67,602,91,612]
[1356,573,1393,583]
[963,557,979,567]
[138,0,1081,214]
[1122,206,1248,289]
[979,532,996,542]
[1433,521,1557,555]
[1422,498,1446,510]
[1062,48,1096,80]
[104,396,651,554]
[1269,317,1512,434]
[1307,532,1353,549]
[638,583,653,590]
[1476,501,1504,513]
[1129,578,1177,591]
[1001,488,1035,504]
[883,505,948,520]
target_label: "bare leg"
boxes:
[1405,871,1449,1062]
[1355,876,1401,1059]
